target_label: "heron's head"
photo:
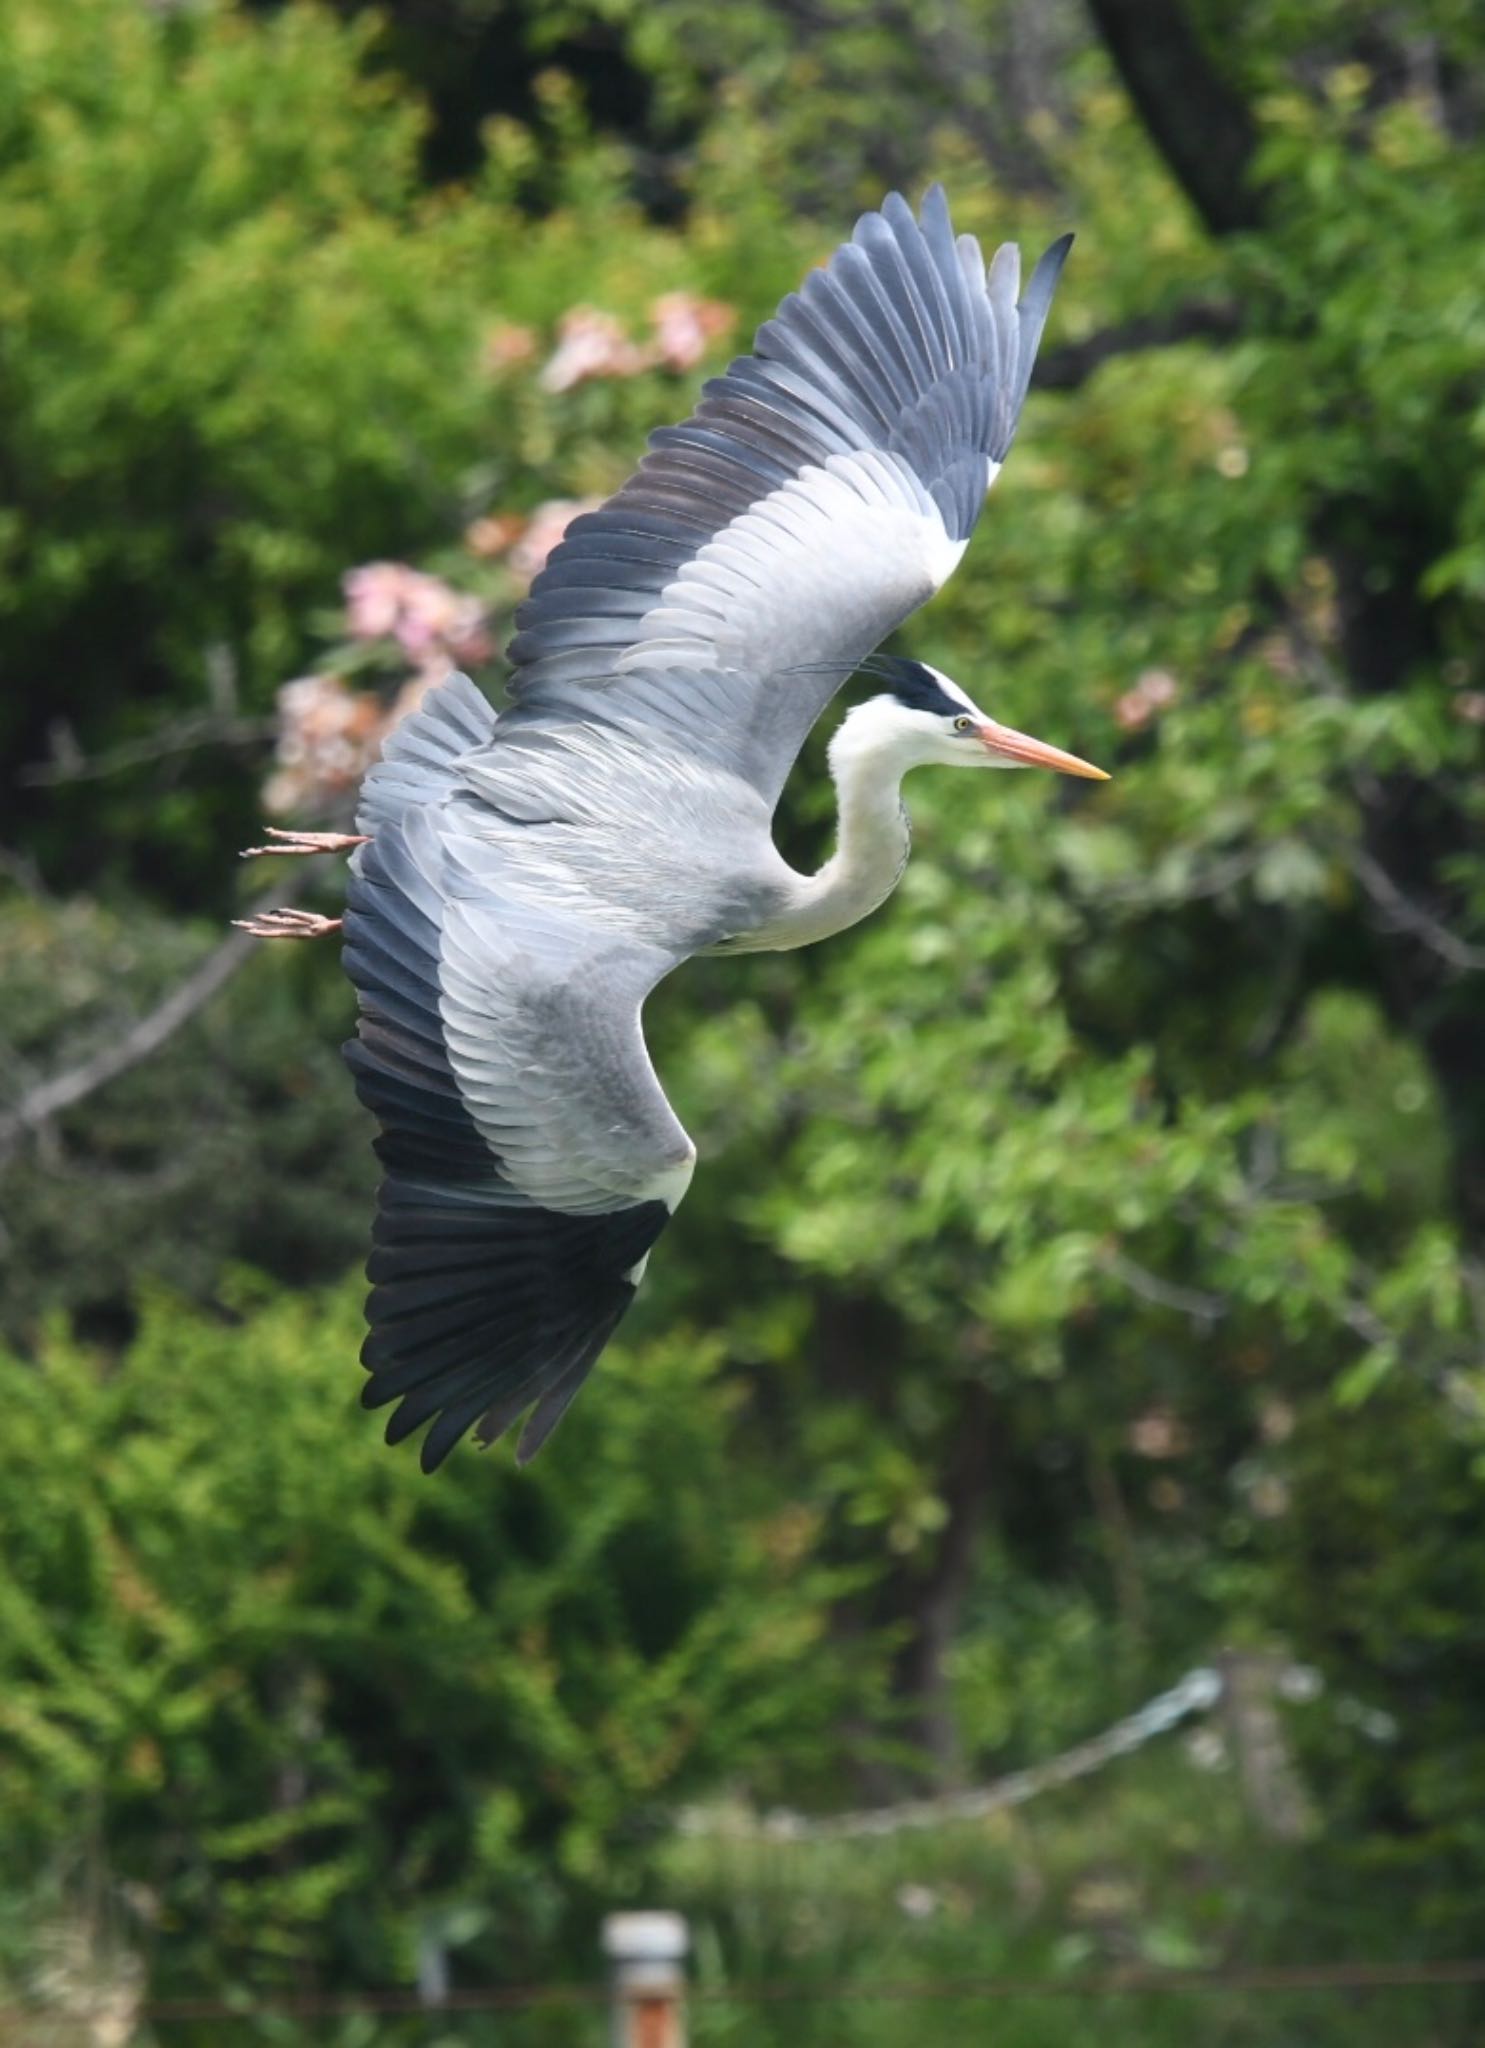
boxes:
[835,657,1108,780]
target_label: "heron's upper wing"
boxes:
[504,186,1070,806]
[341,801,692,1469]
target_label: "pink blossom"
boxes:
[342,562,492,667]
[1127,1406,1191,1459]
[1114,667,1180,732]
[481,321,539,374]
[650,291,734,372]
[537,293,736,395]
[263,663,492,818]
[263,674,385,816]
[538,308,649,394]
[506,497,605,587]
[343,562,405,641]
[464,513,526,559]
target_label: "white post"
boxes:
[602,1911,688,2048]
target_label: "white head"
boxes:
[829,658,1108,781]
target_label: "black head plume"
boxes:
[856,654,963,718]
[776,654,967,718]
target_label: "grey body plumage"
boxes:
[326,187,1101,1470]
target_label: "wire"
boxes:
[688,1960,1485,2003]
[86,1956,1485,2025]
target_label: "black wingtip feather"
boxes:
[359,1180,670,1471]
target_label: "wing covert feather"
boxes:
[505,187,1071,804]
[339,716,693,1468]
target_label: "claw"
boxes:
[240,828,370,860]
[233,908,344,940]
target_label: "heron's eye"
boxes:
[953,715,976,734]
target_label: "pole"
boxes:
[602,1912,688,2048]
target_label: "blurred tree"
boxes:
[0,1284,862,1994]
[1,0,1484,2004]
[0,0,508,901]
[1085,0,1485,1237]
[0,882,372,1345]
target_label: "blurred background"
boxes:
[2,0,1484,2041]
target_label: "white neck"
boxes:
[760,712,915,949]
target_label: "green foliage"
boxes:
[668,1756,1481,2048]
[0,1283,858,1995]
[1261,1367,1485,1946]
[2,0,1485,2026]
[0,882,370,1340]
[0,0,498,895]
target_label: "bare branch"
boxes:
[20,711,274,787]
[1036,299,1243,391]
[874,0,1062,199]
[1346,845,1485,975]
[1097,1247,1227,1323]
[1337,1293,1395,1352]
[681,1665,1224,1841]
[1091,849,1262,908]
[0,876,305,1167]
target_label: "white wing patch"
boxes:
[623,1157,693,1285]
[928,460,998,584]
[436,891,696,1219]
[616,449,972,680]
[642,1157,697,1212]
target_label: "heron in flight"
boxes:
[240,186,1106,1470]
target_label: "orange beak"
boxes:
[977,722,1109,781]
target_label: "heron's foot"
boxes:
[239,828,370,860]
[233,908,344,941]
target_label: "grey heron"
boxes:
[240,186,1107,1470]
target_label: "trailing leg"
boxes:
[240,827,370,859]
[233,907,343,940]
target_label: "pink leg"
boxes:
[233,908,344,940]
[240,828,370,860]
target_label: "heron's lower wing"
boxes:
[341,811,691,1469]
[503,188,1071,806]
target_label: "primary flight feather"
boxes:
[240,185,1106,1470]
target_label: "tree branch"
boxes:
[1097,1247,1227,1324]
[875,0,1061,199]
[20,711,274,787]
[682,1665,1225,1841]
[1036,299,1244,391]
[1345,845,1485,976]
[1083,0,1264,234]
[0,877,305,1167]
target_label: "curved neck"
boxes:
[768,731,913,949]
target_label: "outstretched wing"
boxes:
[341,767,693,1470]
[505,186,1070,805]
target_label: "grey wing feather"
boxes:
[354,671,497,836]
[340,775,689,1469]
[430,828,695,1215]
[503,186,1071,806]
